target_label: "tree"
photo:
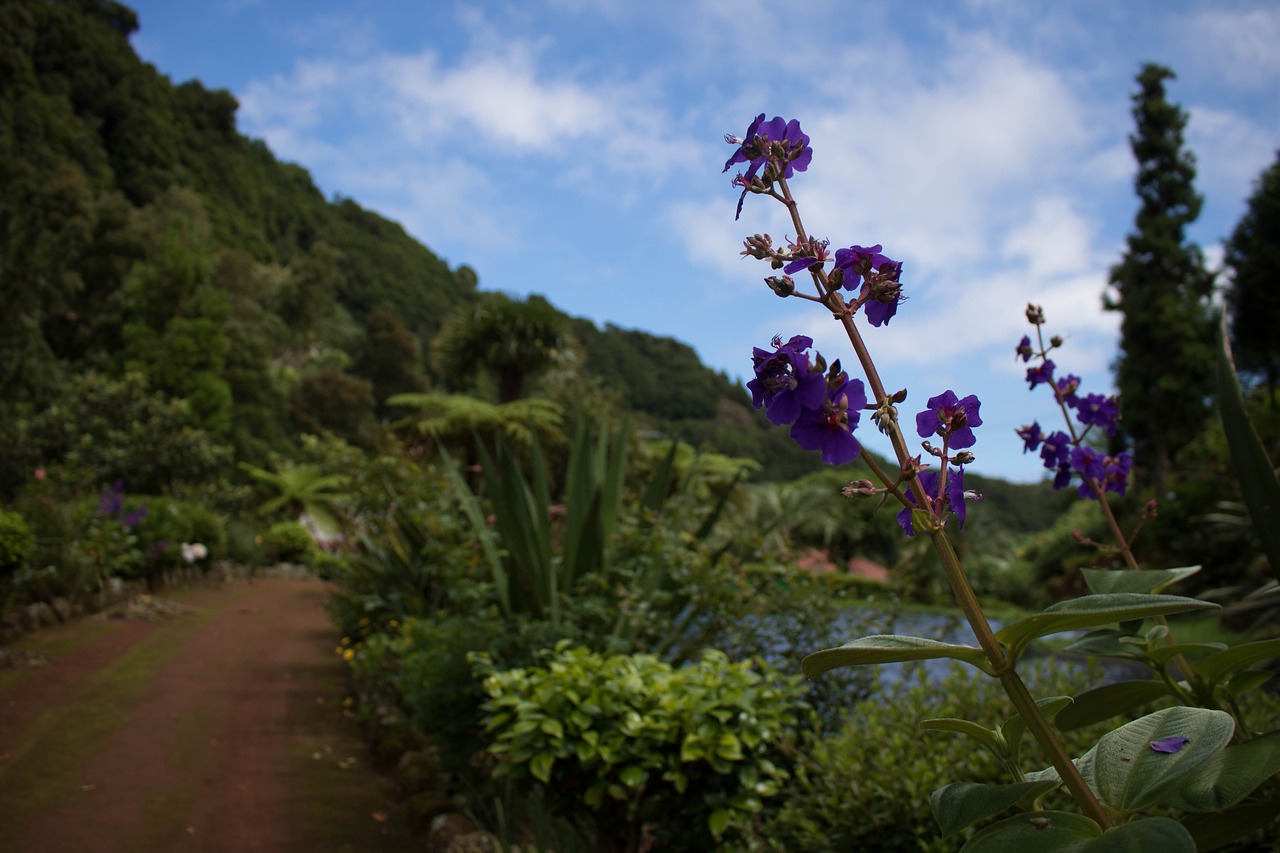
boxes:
[432,292,571,403]
[1224,149,1280,399]
[1105,64,1215,493]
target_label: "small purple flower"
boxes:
[1070,445,1106,482]
[747,335,827,426]
[1073,393,1121,437]
[724,115,813,219]
[1149,736,1190,754]
[1103,453,1133,496]
[790,375,867,466]
[1026,360,1055,390]
[1017,422,1044,453]
[120,504,148,530]
[96,480,125,517]
[1016,335,1034,363]
[833,245,904,327]
[1039,430,1071,472]
[1055,374,1082,402]
[916,390,983,450]
[897,467,969,536]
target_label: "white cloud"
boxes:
[1178,7,1280,90]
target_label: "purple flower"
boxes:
[896,467,969,537]
[1070,445,1106,482]
[1102,453,1133,496]
[1039,430,1071,471]
[790,375,867,465]
[1073,393,1121,437]
[1055,374,1082,402]
[833,245,904,327]
[1016,335,1033,363]
[724,115,813,219]
[120,504,148,530]
[1149,736,1190,754]
[747,335,826,426]
[96,480,125,517]
[1017,422,1044,453]
[916,390,983,450]
[1026,360,1056,390]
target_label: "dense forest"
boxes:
[0,0,826,498]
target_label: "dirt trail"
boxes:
[0,577,420,852]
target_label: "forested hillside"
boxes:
[0,0,810,493]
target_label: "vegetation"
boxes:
[1105,64,1216,494]
[3,4,1279,851]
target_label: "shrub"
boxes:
[264,519,317,564]
[132,497,226,567]
[0,509,35,577]
[762,661,1106,853]
[475,643,808,852]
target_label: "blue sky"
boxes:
[126,1,1280,482]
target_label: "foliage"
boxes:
[238,459,353,542]
[764,662,1104,853]
[432,292,572,403]
[387,392,564,461]
[0,508,36,578]
[130,496,226,569]
[1224,148,1280,396]
[0,371,233,500]
[475,643,808,852]
[1104,64,1216,493]
[263,519,318,565]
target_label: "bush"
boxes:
[475,643,809,852]
[762,661,1106,853]
[0,509,35,577]
[131,497,226,568]
[264,519,317,564]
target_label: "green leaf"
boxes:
[932,781,1059,837]
[1192,638,1280,685]
[995,594,1217,662]
[802,635,994,679]
[961,813,1194,852]
[619,764,647,788]
[1170,730,1280,812]
[1054,681,1174,731]
[1183,800,1280,850]
[530,751,556,783]
[919,718,1002,753]
[1063,629,1147,661]
[707,808,731,838]
[1146,641,1227,666]
[1081,566,1201,595]
[1042,707,1235,811]
[1217,306,1280,582]
[1001,696,1074,758]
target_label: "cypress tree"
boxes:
[1224,149,1280,400]
[1105,63,1215,493]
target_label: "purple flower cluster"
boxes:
[896,468,969,537]
[748,335,866,465]
[834,244,905,327]
[1017,340,1131,499]
[916,390,982,450]
[724,114,813,220]
[95,479,147,529]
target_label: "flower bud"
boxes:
[1050,335,1064,348]
[889,388,908,403]
[1026,303,1045,325]
[842,479,877,497]
[764,275,795,297]
[952,450,975,465]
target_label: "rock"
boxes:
[428,813,501,853]
[51,597,72,622]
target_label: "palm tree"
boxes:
[431,292,572,402]
[238,461,354,543]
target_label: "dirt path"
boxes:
[0,577,422,852]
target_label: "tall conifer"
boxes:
[1105,64,1215,493]
[1224,150,1280,400]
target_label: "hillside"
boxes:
[0,0,812,489]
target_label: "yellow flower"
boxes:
[342,648,355,662]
